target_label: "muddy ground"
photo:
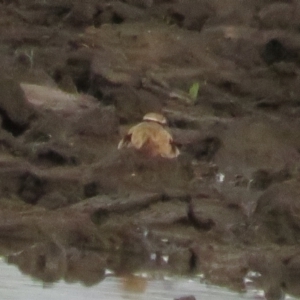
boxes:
[1,0,300,298]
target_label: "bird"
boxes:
[118,112,180,158]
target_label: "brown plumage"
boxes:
[118,113,180,158]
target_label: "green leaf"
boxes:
[189,82,200,100]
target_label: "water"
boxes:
[0,258,274,300]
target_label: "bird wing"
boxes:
[118,133,132,149]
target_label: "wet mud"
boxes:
[1,0,300,299]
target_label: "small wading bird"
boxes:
[118,112,180,158]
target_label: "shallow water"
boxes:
[0,258,287,300]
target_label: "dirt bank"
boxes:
[1,0,300,298]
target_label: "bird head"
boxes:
[142,112,167,125]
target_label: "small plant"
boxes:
[188,82,200,101]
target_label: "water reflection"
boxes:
[0,257,262,300]
[1,241,300,300]
[6,242,106,286]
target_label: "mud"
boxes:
[1,0,300,299]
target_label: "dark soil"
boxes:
[1,0,300,298]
